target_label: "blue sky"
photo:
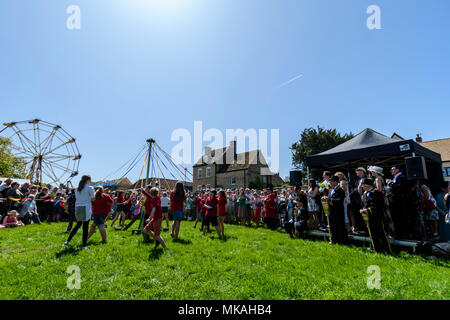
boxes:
[1,0,449,185]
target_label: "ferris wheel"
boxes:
[0,119,81,186]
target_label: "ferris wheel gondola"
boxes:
[0,119,81,186]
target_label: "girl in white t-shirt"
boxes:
[160,192,170,231]
[64,175,95,250]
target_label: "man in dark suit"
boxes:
[386,166,410,239]
[324,176,348,245]
[361,178,392,254]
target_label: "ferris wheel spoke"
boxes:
[43,138,76,157]
[45,154,73,161]
[33,122,38,155]
[15,125,37,152]
[9,144,35,158]
[40,128,57,155]
[12,126,37,155]
[41,159,65,184]
[10,128,34,155]
[10,154,34,163]
[40,164,59,186]
[42,158,73,175]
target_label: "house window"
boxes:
[230,177,236,185]
[206,167,211,178]
[443,167,450,177]
[262,176,268,185]
[198,168,203,179]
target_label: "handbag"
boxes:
[423,199,436,212]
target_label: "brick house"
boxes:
[420,138,450,182]
[192,141,284,190]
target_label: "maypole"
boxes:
[133,138,155,235]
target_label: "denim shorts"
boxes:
[93,214,107,226]
[171,210,183,221]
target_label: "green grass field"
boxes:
[0,221,448,300]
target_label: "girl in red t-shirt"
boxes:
[88,186,113,243]
[169,182,186,240]
[202,190,222,239]
[217,190,227,236]
[143,187,168,250]
[110,191,126,228]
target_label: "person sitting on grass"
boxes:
[142,187,168,250]
[19,194,40,225]
[2,210,25,228]
[87,186,113,244]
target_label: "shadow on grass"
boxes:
[172,238,192,245]
[55,241,104,258]
[55,246,81,258]
[148,247,164,260]
[142,233,154,244]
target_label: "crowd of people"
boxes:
[1,165,450,254]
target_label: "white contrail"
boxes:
[277,74,303,88]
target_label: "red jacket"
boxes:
[264,194,276,219]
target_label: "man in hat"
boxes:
[349,167,368,233]
[361,178,392,254]
[324,176,348,245]
[386,165,410,239]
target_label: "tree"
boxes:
[0,137,28,178]
[249,176,263,190]
[290,127,354,176]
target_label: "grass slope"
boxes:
[0,221,448,300]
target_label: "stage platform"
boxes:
[304,230,420,252]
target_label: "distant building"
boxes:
[192,141,283,190]
[91,177,132,190]
[419,138,450,182]
[130,178,195,191]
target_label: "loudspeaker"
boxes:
[289,170,302,186]
[405,156,428,180]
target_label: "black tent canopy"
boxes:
[305,128,444,192]
[306,128,442,169]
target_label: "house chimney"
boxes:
[203,146,212,164]
[226,140,237,164]
[415,134,423,143]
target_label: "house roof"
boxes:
[194,146,269,172]
[130,178,194,190]
[391,133,405,140]
[217,150,268,172]
[420,138,450,162]
[92,177,131,188]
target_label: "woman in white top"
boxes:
[64,175,95,250]
[305,179,320,229]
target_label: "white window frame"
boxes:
[206,167,211,178]
[444,167,450,177]
[198,168,203,179]
[230,177,236,185]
